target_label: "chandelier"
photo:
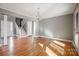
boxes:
[35,7,40,21]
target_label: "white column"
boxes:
[27,21,32,35]
[3,15,7,45]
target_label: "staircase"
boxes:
[15,18,27,36]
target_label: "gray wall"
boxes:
[39,14,73,40]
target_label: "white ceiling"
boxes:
[0,3,77,19]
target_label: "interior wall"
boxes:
[39,14,73,40]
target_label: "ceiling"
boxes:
[0,3,77,19]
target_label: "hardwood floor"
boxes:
[0,36,78,56]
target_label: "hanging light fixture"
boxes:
[32,7,40,37]
[35,7,40,21]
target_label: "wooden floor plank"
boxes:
[0,36,78,56]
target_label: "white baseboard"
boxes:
[34,35,72,42]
